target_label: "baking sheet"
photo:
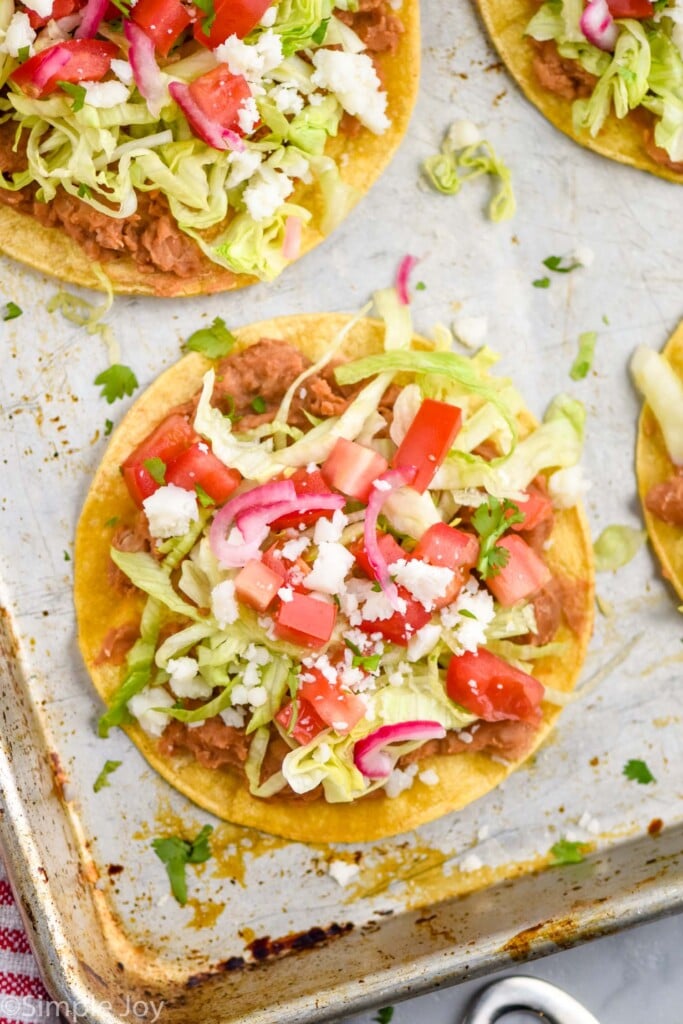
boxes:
[1,0,682,1021]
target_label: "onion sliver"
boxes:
[396,254,419,305]
[580,0,618,50]
[75,0,109,38]
[354,721,446,779]
[363,466,416,609]
[125,21,167,118]
[168,80,245,152]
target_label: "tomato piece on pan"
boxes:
[165,443,241,505]
[298,668,366,735]
[274,592,337,648]
[120,414,199,507]
[193,0,273,47]
[446,647,544,724]
[187,65,252,133]
[391,398,462,493]
[485,535,552,607]
[321,438,389,502]
[130,0,192,55]
[276,698,327,745]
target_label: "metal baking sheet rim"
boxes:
[1,592,682,1024]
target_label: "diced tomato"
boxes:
[121,413,199,507]
[270,468,337,529]
[486,535,552,607]
[131,0,192,55]
[262,544,288,580]
[351,531,406,581]
[234,559,282,612]
[165,443,241,505]
[10,39,118,98]
[276,698,327,746]
[509,488,553,534]
[321,438,389,503]
[392,399,462,494]
[358,585,431,646]
[606,0,653,16]
[446,647,544,725]
[193,0,273,47]
[298,668,367,735]
[27,0,84,29]
[274,592,337,648]
[412,522,480,608]
[185,65,252,135]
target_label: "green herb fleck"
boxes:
[373,1009,394,1024]
[415,281,426,291]
[570,331,597,381]
[344,637,382,672]
[93,760,122,792]
[78,183,92,199]
[195,484,215,508]
[311,16,329,43]
[105,516,119,528]
[550,839,587,865]
[183,316,236,359]
[3,301,22,321]
[602,313,610,325]
[144,457,166,486]
[63,550,71,562]
[94,364,138,404]
[532,276,551,289]
[459,608,477,620]
[542,254,582,274]
[152,824,214,905]
[17,45,30,61]
[58,81,87,112]
[623,759,656,785]
[107,0,133,14]
[472,496,523,579]
[250,395,267,414]
[104,418,114,436]
[193,0,216,31]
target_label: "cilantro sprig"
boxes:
[623,759,656,785]
[94,365,139,404]
[542,254,583,274]
[471,496,523,579]
[344,637,382,672]
[144,456,166,485]
[152,824,214,905]
[58,81,87,112]
[3,301,22,321]
[373,1010,394,1024]
[183,316,236,359]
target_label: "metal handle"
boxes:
[461,976,601,1024]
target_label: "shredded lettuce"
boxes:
[593,524,647,572]
[110,549,204,621]
[570,331,598,381]
[281,733,366,801]
[631,344,683,464]
[423,125,516,222]
[371,676,476,732]
[98,598,162,737]
[246,657,292,734]
[245,728,288,797]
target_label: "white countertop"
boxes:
[338,910,683,1024]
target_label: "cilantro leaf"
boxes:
[104,418,114,436]
[550,839,587,865]
[183,316,236,359]
[471,496,523,579]
[58,81,87,112]
[415,281,426,291]
[17,45,30,61]
[152,824,214,905]
[542,254,582,274]
[144,456,167,485]
[311,16,329,43]
[374,1009,394,1024]
[459,608,477,620]
[3,301,22,321]
[193,0,216,31]
[532,276,550,289]
[250,395,267,414]
[107,0,133,14]
[78,183,92,199]
[570,331,597,381]
[344,636,382,672]
[63,550,71,561]
[195,484,215,508]
[623,758,656,785]
[93,760,122,793]
[94,364,138,404]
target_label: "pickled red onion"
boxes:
[282,216,302,260]
[32,46,71,91]
[354,721,446,779]
[580,0,618,50]
[396,254,419,305]
[363,466,416,610]
[125,22,167,118]
[168,80,245,152]
[76,0,109,39]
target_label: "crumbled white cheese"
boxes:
[311,50,389,134]
[82,80,130,109]
[459,852,483,873]
[248,686,268,708]
[452,315,488,350]
[220,706,245,728]
[215,29,283,82]
[21,0,52,18]
[447,119,482,150]
[143,484,198,539]
[419,768,439,786]
[1,12,36,57]
[548,465,592,509]
[406,622,442,662]
[245,643,271,666]
[440,578,495,652]
[242,660,261,688]
[110,58,134,85]
[211,579,239,628]
[304,541,355,595]
[237,95,260,134]
[167,657,212,699]
[278,585,294,603]
[314,508,348,544]
[271,82,305,116]
[390,557,455,611]
[578,811,601,836]
[260,3,277,26]
[328,860,360,886]
[280,535,311,560]
[226,146,262,189]
[384,762,418,798]
[243,166,294,222]
[477,825,490,841]
[373,478,392,492]
[360,587,403,622]
[128,687,175,737]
